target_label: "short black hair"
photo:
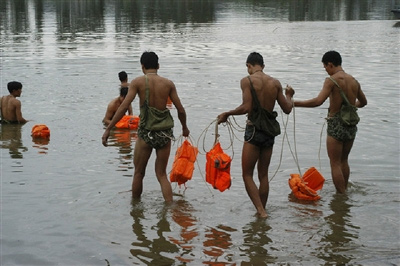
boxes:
[140,51,159,69]
[322,51,342,66]
[246,52,264,66]
[7,81,22,93]
[118,71,127,82]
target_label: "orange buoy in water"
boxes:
[115,115,140,130]
[31,124,50,139]
[289,167,325,201]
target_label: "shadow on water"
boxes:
[0,124,28,159]
[315,194,360,265]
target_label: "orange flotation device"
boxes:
[206,142,232,192]
[31,124,50,139]
[289,167,325,201]
[167,97,173,109]
[170,139,198,187]
[115,115,140,130]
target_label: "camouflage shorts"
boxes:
[327,114,357,142]
[138,127,174,149]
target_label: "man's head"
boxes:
[140,51,159,70]
[322,51,342,67]
[246,52,264,67]
[120,87,128,98]
[7,81,22,94]
[118,71,128,82]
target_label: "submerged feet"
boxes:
[256,208,268,218]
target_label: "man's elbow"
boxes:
[357,100,367,108]
[282,106,292,115]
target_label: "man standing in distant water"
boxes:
[102,52,190,202]
[102,71,133,126]
[286,50,367,193]
[217,52,294,218]
[0,81,28,124]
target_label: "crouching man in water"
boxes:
[102,51,190,202]
[0,81,28,124]
[287,51,367,194]
[217,52,294,218]
[102,87,133,126]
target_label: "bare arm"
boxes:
[355,81,367,108]
[169,83,190,137]
[102,103,115,125]
[15,100,28,124]
[217,78,252,124]
[294,78,332,108]
[277,82,294,114]
[128,104,133,115]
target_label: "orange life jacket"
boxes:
[302,167,325,191]
[31,124,50,139]
[288,167,325,201]
[170,139,198,187]
[115,115,140,129]
[205,142,232,192]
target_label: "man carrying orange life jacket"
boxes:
[217,52,294,218]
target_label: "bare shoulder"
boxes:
[10,97,21,106]
[161,76,175,88]
[131,75,145,85]
[265,75,282,90]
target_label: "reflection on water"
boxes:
[241,220,275,265]
[316,194,359,265]
[0,124,28,159]
[168,200,199,263]
[203,224,236,264]
[1,0,399,265]
[31,137,49,154]
[107,128,137,171]
[0,0,397,42]
[130,199,243,265]
[129,199,184,265]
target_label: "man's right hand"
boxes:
[285,85,295,97]
[102,129,110,147]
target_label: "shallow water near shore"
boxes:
[1,0,399,265]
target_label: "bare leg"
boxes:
[155,141,173,202]
[327,136,352,194]
[258,146,273,208]
[132,138,153,199]
[242,142,267,218]
[341,140,354,188]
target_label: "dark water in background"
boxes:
[1,0,399,265]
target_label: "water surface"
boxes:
[1,0,399,265]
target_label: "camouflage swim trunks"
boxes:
[327,113,357,142]
[138,127,174,149]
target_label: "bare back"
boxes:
[244,72,291,114]
[1,95,22,122]
[326,71,362,115]
[133,74,175,110]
